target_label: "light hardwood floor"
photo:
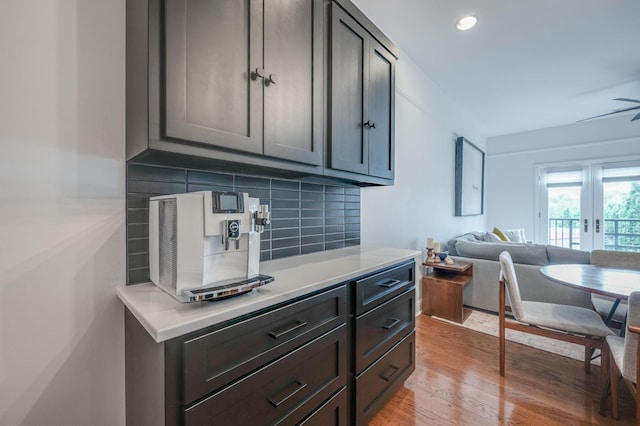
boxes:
[370,314,636,425]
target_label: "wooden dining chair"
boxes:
[499,251,614,385]
[608,291,640,422]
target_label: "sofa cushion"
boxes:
[446,232,485,256]
[591,249,640,269]
[456,240,550,266]
[546,245,591,265]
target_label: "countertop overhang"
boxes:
[117,246,421,342]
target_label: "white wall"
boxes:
[0,1,125,425]
[485,115,640,243]
[360,51,487,254]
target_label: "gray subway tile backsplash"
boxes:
[126,163,361,284]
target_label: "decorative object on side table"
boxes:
[425,237,435,263]
[433,242,441,261]
[425,240,444,263]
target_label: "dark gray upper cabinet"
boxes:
[367,40,395,179]
[263,1,323,165]
[164,0,263,155]
[163,0,323,166]
[329,4,396,180]
[127,0,396,185]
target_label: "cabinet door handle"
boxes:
[265,73,278,86]
[364,120,376,129]
[251,67,265,81]
[376,278,401,288]
[381,317,401,330]
[381,365,399,382]
[268,320,308,339]
[267,379,307,408]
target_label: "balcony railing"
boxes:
[548,218,581,249]
[548,218,640,252]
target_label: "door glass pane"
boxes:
[547,186,581,249]
[603,180,640,252]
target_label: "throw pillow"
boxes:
[484,232,503,243]
[503,228,526,243]
[492,227,509,241]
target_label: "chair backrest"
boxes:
[591,250,640,270]
[622,291,640,381]
[499,251,525,320]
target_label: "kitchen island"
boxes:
[118,246,420,425]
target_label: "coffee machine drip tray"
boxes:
[182,274,274,302]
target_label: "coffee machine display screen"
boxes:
[220,194,238,210]
[212,191,244,213]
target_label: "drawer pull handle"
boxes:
[376,278,402,288]
[381,365,399,382]
[268,320,308,339]
[268,379,307,408]
[382,318,401,330]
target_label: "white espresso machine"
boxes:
[148,191,272,302]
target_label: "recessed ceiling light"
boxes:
[456,15,477,31]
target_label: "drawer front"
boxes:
[355,288,415,374]
[183,285,347,404]
[354,260,414,316]
[185,325,347,426]
[298,387,348,426]
[354,331,415,425]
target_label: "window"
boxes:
[537,161,640,252]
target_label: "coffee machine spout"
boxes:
[253,205,270,233]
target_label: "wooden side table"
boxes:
[422,260,473,323]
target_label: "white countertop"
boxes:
[117,246,420,342]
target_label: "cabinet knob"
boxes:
[251,67,265,81]
[364,120,376,129]
[265,73,278,86]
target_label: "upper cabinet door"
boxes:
[164,0,263,154]
[330,6,370,176]
[329,3,397,180]
[367,39,395,179]
[263,0,323,166]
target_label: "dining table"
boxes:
[540,263,640,301]
[539,263,640,416]
[540,263,640,325]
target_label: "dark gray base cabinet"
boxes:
[124,261,415,425]
[349,260,416,425]
[185,326,347,425]
[125,284,348,426]
[354,331,415,424]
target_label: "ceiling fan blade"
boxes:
[613,98,640,104]
[612,105,640,113]
[577,105,640,122]
[632,112,640,121]
[577,110,628,122]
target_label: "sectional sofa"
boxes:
[447,232,593,313]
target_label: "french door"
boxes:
[537,160,640,252]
